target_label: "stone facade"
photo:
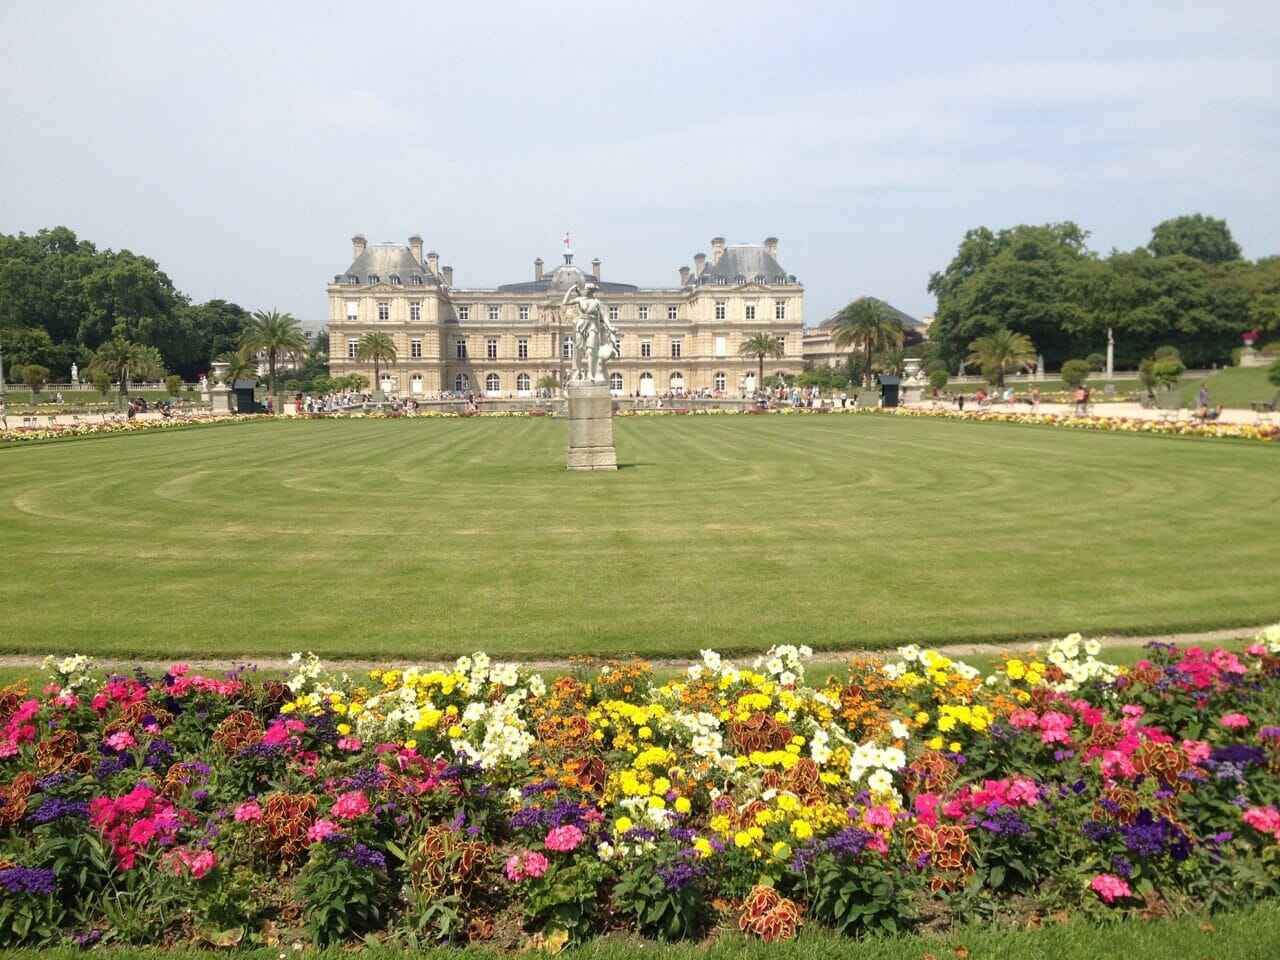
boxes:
[326,234,804,398]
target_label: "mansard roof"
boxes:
[497,256,638,295]
[817,297,927,335]
[699,244,795,284]
[335,244,439,285]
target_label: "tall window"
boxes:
[670,371,684,392]
[609,372,623,395]
[608,305,619,322]
[745,302,756,320]
[347,338,359,359]
[409,301,421,322]
[715,335,727,357]
[410,373,423,393]
[640,339,652,358]
[775,336,786,354]
[670,338,682,359]
[488,305,499,322]
[667,305,678,321]
[345,300,358,321]
[518,338,529,359]
[410,276,423,286]
[458,305,470,321]
[378,301,390,321]
[519,305,530,321]
[775,300,787,320]
[455,373,469,392]
[390,276,401,285]
[638,306,649,321]
[410,338,422,359]
[562,336,573,360]
[517,373,531,395]
[487,338,498,360]
[714,371,726,392]
[715,301,726,320]
[639,371,655,396]
[485,373,500,395]
[456,339,468,360]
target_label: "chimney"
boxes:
[693,252,707,276]
[442,265,453,286]
[764,236,778,258]
[534,257,544,281]
[679,266,690,286]
[710,236,726,266]
[409,234,423,264]
[591,257,601,280]
[352,234,367,259]
[426,250,440,276]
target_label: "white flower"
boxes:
[779,671,797,687]
[1084,638,1102,657]
[597,842,616,862]
[867,769,894,794]
[889,719,911,740]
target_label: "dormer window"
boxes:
[345,275,359,284]
[715,276,728,285]
[735,274,746,284]
[390,275,401,285]
[410,275,423,286]
[755,274,765,284]
[368,274,379,284]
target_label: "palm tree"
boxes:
[830,298,905,386]
[965,329,1037,387]
[738,332,784,395]
[355,332,397,397]
[214,351,257,385]
[536,372,560,398]
[87,337,150,409]
[240,309,307,402]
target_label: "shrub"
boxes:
[1060,360,1091,389]
[1152,358,1186,387]
[94,373,112,397]
[1154,345,1182,361]
[22,364,50,393]
[1086,352,1106,371]
[1268,357,1280,388]
[929,369,950,391]
[165,375,182,397]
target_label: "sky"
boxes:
[2,1,1278,329]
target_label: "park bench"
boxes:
[21,416,39,428]
[1154,390,1184,423]
[1252,393,1279,423]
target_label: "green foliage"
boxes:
[519,859,610,945]
[613,854,706,941]
[1137,358,1157,393]
[1085,352,1105,371]
[240,309,306,399]
[21,364,50,392]
[355,332,397,392]
[1148,213,1242,263]
[1154,345,1182,361]
[87,338,151,399]
[965,329,1037,387]
[804,847,918,937]
[1060,360,1092,389]
[1152,358,1186,386]
[929,369,950,391]
[739,332,785,390]
[214,351,256,385]
[297,842,392,948]
[164,375,182,396]
[1268,358,1280,388]
[830,299,904,385]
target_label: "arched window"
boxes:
[669,371,684,394]
[562,336,573,360]
[410,374,423,395]
[714,371,726,392]
[454,373,469,392]
[743,372,757,394]
[485,373,501,396]
[609,372,623,396]
[639,372,655,397]
[516,373,531,397]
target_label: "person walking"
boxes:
[1197,383,1210,418]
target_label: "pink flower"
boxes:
[106,730,137,751]
[505,849,550,881]
[307,818,340,842]
[1220,713,1250,729]
[331,790,370,820]
[1242,806,1280,838]
[545,824,584,852]
[1181,740,1212,764]
[1090,873,1132,904]
[169,663,190,677]
[189,850,217,879]
[337,736,363,752]
[234,800,263,822]
[862,805,895,830]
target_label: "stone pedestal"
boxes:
[210,383,232,414]
[1239,346,1266,368]
[566,382,617,471]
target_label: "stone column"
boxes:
[566,382,617,471]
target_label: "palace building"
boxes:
[326,234,804,398]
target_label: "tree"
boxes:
[174,299,252,378]
[22,364,50,395]
[355,332,397,395]
[929,369,950,392]
[214,351,257,385]
[1148,214,1242,263]
[87,337,151,406]
[738,332,784,393]
[1086,353,1105,371]
[536,372,560,397]
[1269,358,1280,389]
[93,372,112,397]
[239,309,306,402]
[1060,360,1092,389]
[964,329,1037,387]
[830,298,904,386]
[165,375,182,396]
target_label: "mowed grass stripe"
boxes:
[0,415,1276,660]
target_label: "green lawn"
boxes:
[1177,365,1277,408]
[0,416,1277,662]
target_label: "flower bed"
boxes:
[0,414,258,444]
[3,628,1279,950]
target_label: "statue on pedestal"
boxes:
[562,281,619,385]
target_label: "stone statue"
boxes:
[562,281,619,384]
[70,362,78,381]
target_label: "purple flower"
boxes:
[0,867,57,895]
[656,853,707,892]
[338,843,386,870]
[26,798,90,825]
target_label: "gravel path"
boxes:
[0,624,1269,678]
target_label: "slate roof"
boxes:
[817,297,926,335]
[335,244,439,285]
[497,257,638,294]
[698,244,795,284]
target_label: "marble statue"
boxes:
[562,281,619,384]
[70,362,78,381]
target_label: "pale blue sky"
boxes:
[2,1,1277,328]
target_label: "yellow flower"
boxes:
[447,724,464,738]
[734,831,755,849]
[615,816,633,833]
[638,726,653,740]
[336,723,351,736]
[790,820,813,840]
[404,739,417,751]
[772,841,792,859]
[927,736,944,750]
[710,815,731,835]
[693,838,714,858]
[674,796,692,815]
[949,742,962,753]
[648,796,666,810]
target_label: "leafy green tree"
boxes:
[965,329,1037,387]
[239,309,306,401]
[0,326,59,376]
[175,300,252,377]
[1269,358,1280,388]
[1152,358,1186,387]
[929,369,950,391]
[1060,360,1092,389]
[214,351,257,385]
[738,332,784,392]
[93,372,112,397]
[536,372,560,396]
[830,298,904,385]
[87,337,150,406]
[21,364,50,394]
[165,375,182,396]
[1148,214,1242,263]
[1086,352,1105,371]
[355,332,397,395]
